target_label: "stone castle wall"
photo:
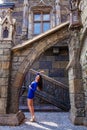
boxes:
[0,0,87,126]
[80,0,87,118]
[5,0,69,85]
[32,43,69,85]
[5,0,69,44]
[0,0,70,111]
[0,40,12,114]
[80,0,87,90]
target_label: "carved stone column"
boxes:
[0,9,15,114]
[67,30,85,125]
[28,8,33,39]
[0,9,25,126]
[55,0,61,25]
[22,0,29,38]
[50,9,56,28]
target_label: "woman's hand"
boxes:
[29,85,32,89]
[39,70,44,73]
[37,87,40,91]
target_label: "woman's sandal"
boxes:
[30,117,36,122]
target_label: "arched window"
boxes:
[3,26,9,38]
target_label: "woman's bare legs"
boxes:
[27,99,35,121]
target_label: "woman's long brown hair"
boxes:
[37,74,43,91]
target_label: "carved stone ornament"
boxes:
[69,0,82,30]
[69,0,80,10]
[0,9,16,40]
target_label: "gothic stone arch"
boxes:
[0,19,86,126]
[8,21,69,113]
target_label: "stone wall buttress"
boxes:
[67,30,85,125]
[0,9,16,114]
[22,0,29,38]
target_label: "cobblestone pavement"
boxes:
[0,112,87,130]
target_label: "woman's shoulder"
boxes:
[31,81,37,85]
[31,81,35,84]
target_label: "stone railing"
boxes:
[29,69,70,111]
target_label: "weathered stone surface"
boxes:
[12,72,24,88]
[0,111,25,126]
[10,22,69,113]
[0,86,8,98]
[0,0,87,127]
[39,61,52,69]
[0,70,9,78]
[69,79,83,93]
[0,43,12,49]
[53,61,68,68]
[0,98,7,114]
[2,62,10,69]
[0,49,3,54]
[70,93,85,109]
[70,115,84,125]
[0,78,8,86]
[0,55,11,62]
[70,107,85,125]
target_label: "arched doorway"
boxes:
[8,21,69,114]
[19,43,70,112]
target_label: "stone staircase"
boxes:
[19,69,70,112]
[36,90,70,111]
[30,69,70,111]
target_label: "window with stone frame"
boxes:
[3,26,9,38]
[33,12,50,35]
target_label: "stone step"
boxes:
[36,90,70,111]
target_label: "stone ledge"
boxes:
[12,21,69,52]
[0,111,25,126]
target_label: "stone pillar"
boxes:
[80,35,87,126]
[0,9,15,114]
[22,0,29,38]
[50,9,56,28]
[83,51,87,126]
[67,30,85,125]
[0,40,12,114]
[28,9,33,39]
[55,0,61,25]
[0,9,25,126]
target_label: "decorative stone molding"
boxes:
[0,9,16,41]
[28,0,55,39]
[67,8,85,124]
[0,6,25,126]
[80,35,87,126]
[22,0,29,38]
[69,0,82,30]
[55,0,61,25]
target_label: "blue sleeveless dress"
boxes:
[27,81,38,99]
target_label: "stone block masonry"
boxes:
[0,41,12,114]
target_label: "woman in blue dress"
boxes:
[27,72,43,122]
